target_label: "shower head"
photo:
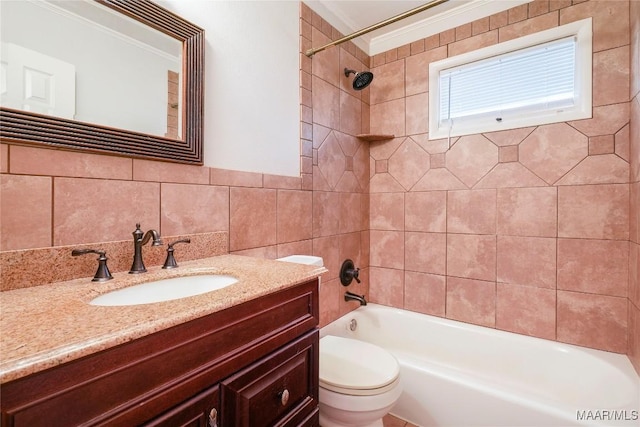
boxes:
[344,68,374,90]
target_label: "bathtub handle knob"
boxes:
[340,259,361,285]
[278,389,290,406]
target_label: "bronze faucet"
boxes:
[129,223,163,274]
[344,291,367,306]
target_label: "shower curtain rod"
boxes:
[305,0,450,57]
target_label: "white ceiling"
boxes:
[305,0,532,56]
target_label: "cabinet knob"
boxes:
[208,408,217,427]
[278,389,290,406]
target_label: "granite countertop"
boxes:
[0,254,326,384]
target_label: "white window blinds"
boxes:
[438,36,577,128]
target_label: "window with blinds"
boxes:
[428,18,592,140]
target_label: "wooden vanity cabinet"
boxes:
[1,279,319,427]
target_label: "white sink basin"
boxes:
[90,274,238,306]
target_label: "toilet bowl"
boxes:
[319,335,402,427]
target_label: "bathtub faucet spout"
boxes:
[345,291,367,306]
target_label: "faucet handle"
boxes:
[162,238,191,269]
[71,249,114,282]
[351,267,361,283]
[340,259,361,285]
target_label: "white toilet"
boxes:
[319,335,402,427]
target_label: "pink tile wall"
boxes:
[0,141,317,285]
[0,141,346,280]
[302,2,371,327]
[368,0,634,356]
[628,0,640,374]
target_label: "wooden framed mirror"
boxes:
[0,0,204,164]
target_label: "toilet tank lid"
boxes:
[319,335,399,391]
[276,255,324,267]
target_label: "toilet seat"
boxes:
[320,335,400,396]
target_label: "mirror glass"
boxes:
[1,0,183,139]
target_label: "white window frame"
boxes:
[428,18,592,140]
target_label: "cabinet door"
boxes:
[144,385,220,427]
[221,331,318,427]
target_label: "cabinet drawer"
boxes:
[221,331,318,427]
[143,385,219,427]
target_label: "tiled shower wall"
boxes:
[301,2,372,326]
[628,0,639,373]
[366,0,639,369]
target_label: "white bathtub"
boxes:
[321,304,640,427]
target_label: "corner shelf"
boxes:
[356,134,395,142]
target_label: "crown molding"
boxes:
[369,0,531,55]
[305,0,532,57]
[304,0,370,54]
